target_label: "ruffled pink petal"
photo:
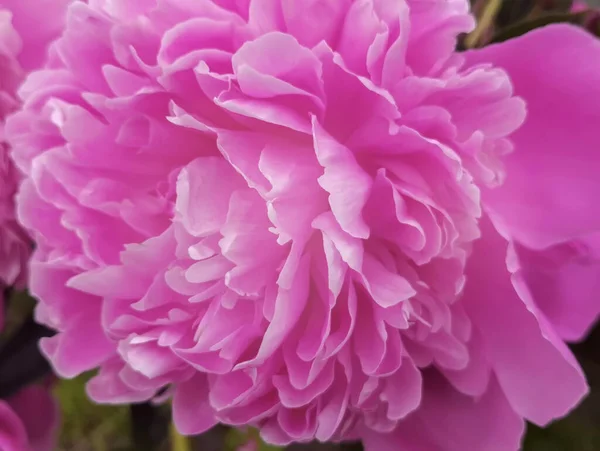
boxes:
[86,359,157,404]
[313,119,372,239]
[0,0,72,70]
[39,312,115,379]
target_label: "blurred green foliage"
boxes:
[54,373,132,451]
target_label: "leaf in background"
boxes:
[1,289,36,338]
[465,0,504,47]
[55,372,132,451]
[496,0,538,28]
[466,0,600,48]
[225,427,282,451]
[490,10,590,43]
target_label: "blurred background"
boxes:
[2,0,599,449]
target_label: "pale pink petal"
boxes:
[176,157,245,237]
[312,119,372,239]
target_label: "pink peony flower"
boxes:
[7,0,600,449]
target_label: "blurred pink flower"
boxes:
[572,0,600,31]
[7,1,600,449]
[0,1,70,449]
[572,0,590,12]
[0,0,73,315]
[0,384,60,451]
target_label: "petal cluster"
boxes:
[7,0,600,449]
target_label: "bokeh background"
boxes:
[2,0,599,449]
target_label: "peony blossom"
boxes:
[7,0,600,449]
[0,384,59,451]
[0,1,71,449]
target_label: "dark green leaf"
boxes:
[490,11,589,43]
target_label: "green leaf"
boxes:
[490,11,589,43]
[55,372,133,450]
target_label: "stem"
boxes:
[131,402,168,450]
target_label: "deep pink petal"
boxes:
[462,218,588,426]
[362,375,523,451]
[465,25,600,249]
[172,374,218,435]
[515,233,600,341]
